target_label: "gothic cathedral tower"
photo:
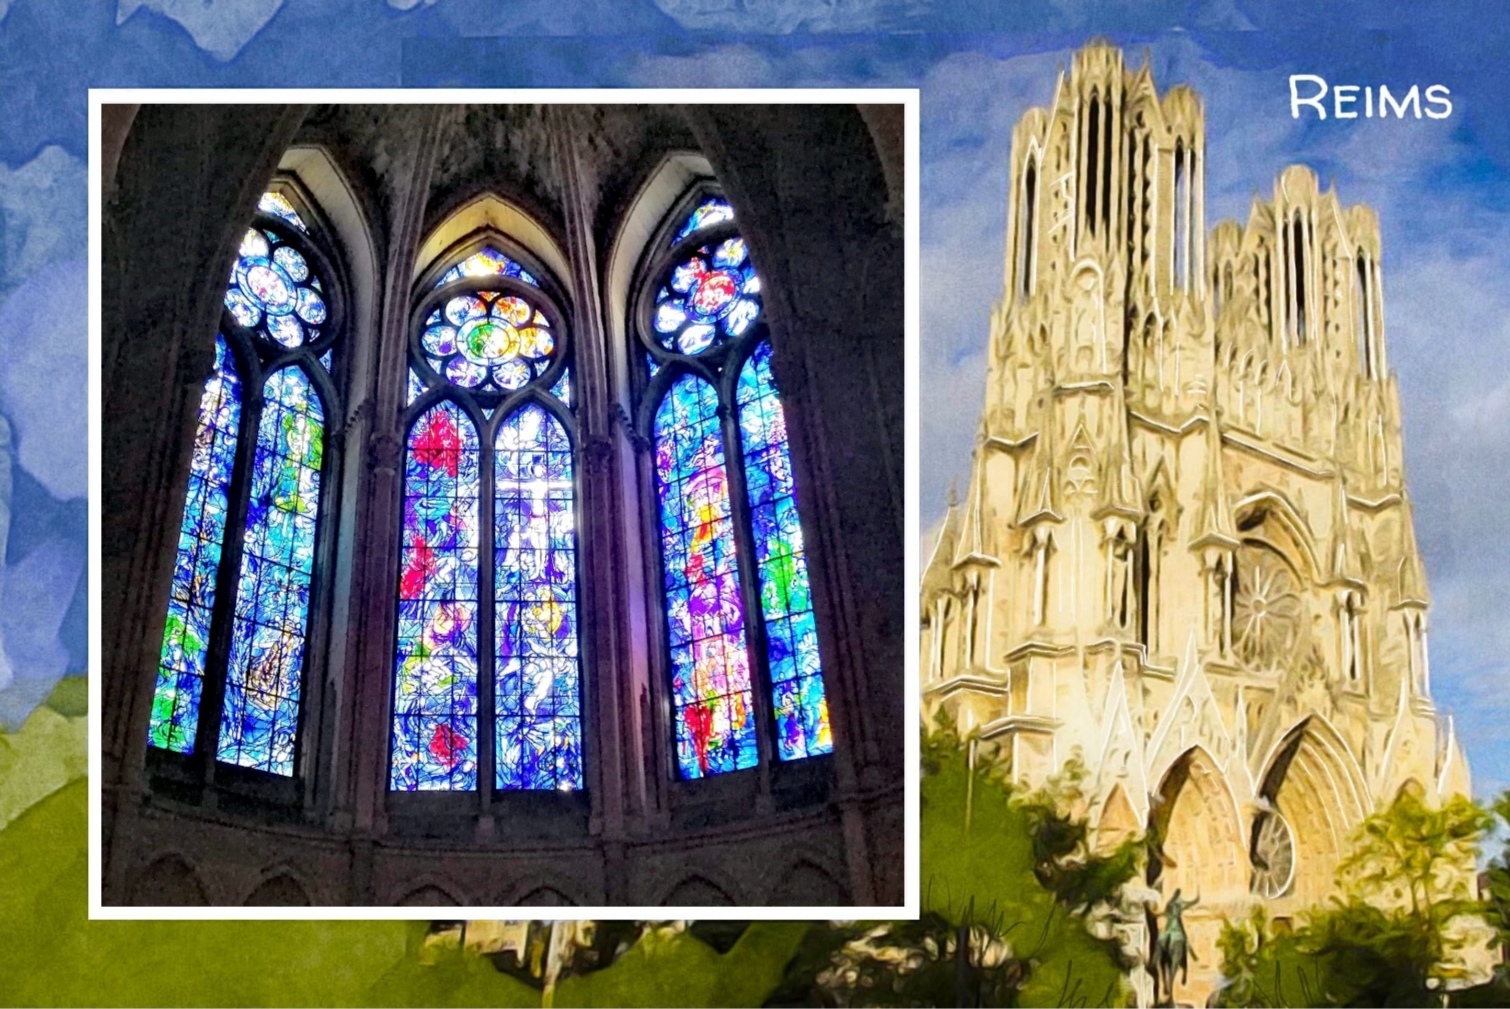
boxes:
[921,42,1471,1003]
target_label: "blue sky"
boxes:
[3,0,1510,796]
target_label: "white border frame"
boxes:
[89,86,920,922]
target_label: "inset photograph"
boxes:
[96,97,911,912]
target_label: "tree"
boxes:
[1214,789,1491,1007]
[764,717,1139,1007]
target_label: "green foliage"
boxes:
[558,922,810,1008]
[767,718,1135,1007]
[0,703,86,831]
[1213,789,1493,1007]
[1479,792,1510,956]
[0,709,807,1008]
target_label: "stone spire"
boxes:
[1189,403,1238,552]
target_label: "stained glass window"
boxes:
[672,197,735,245]
[654,375,757,779]
[258,191,308,233]
[737,342,831,760]
[148,335,241,753]
[495,404,581,790]
[225,224,327,349]
[391,402,482,791]
[438,245,538,288]
[652,236,761,356]
[218,368,323,774]
[391,241,579,794]
[643,194,832,780]
[148,189,340,781]
[419,292,555,391]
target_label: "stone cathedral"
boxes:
[921,43,1471,1003]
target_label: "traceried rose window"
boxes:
[1233,542,1304,669]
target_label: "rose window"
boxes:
[652,235,761,355]
[1233,544,1304,668]
[224,226,328,348]
[1250,809,1296,899]
[419,290,557,391]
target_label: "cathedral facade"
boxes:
[921,43,1470,1002]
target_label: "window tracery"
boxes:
[148,190,341,778]
[390,241,580,793]
[636,194,833,780]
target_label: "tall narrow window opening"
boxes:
[1173,141,1189,291]
[636,193,833,780]
[148,190,342,780]
[389,242,580,792]
[1018,159,1037,301]
[1290,213,1308,346]
[1085,95,1101,238]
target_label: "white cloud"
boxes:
[115,0,284,61]
[0,146,85,299]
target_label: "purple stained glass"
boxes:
[148,335,242,754]
[437,246,539,288]
[495,405,582,790]
[217,368,324,775]
[672,197,735,245]
[654,375,756,779]
[737,342,832,760]
[653,235,761,356]
[390,402,481,791]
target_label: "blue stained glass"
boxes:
[672,198,735,245]
[217,367,324,775]
[227,224,324,348]
[495,405,582,790]
[437,246,539,288]
[737,342,832,760]
[652,235,761,356]
[390,402,482,791]
[653,375,756,779]
[258,191,308,233]
[148,335,242,754]
[407,368,426,406]
[550,367,573,409]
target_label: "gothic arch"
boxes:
[390,876,467,907]
[1255,715,1369,905]
[414,192,572,299]
[660,873,740,906]
[1233,491,1322,584]
[243,870,313,906]
[605,152,716,372]
[495,869,588,907]
[1148,745,1246,900]
[768,858,849,906]
[129,853,211,906]
[511,885,577,907]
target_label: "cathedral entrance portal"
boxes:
[1148,747,1246,1006]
